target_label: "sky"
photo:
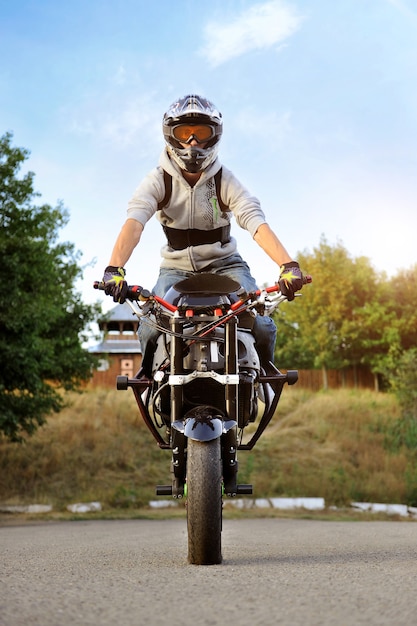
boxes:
[1,0,416,315]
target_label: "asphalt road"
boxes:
[1,518,417,626]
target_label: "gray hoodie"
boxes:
[127,149,266,272]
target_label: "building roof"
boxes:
[100,303,139,324]
[88,340,142,354]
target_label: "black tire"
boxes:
[187,438,223,565]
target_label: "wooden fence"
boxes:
[295,367,377,392]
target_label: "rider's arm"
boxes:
[253,223,293,266]
[108,218,144,267]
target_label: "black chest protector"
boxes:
[157,168,231,251]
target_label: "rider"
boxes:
[102,94,303,374]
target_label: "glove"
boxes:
[278,261,303,301]
[102,266,128,303]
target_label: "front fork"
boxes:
[223,316,239,495]
[158,314,247,498]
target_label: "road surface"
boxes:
[1,518,417,625]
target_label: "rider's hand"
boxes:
[278,261,303,301]
[102,266,128,303]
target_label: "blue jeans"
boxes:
[138,254,277,373]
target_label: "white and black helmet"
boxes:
[163,94,223,173]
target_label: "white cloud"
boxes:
[65,86,163,152]
[200,0,305,67]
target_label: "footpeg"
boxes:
[157,484,252,496]
[236,484,253,495]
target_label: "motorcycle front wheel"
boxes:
[186,437,222,565]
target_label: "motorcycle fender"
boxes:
[184,417,223,442]
[173,418,237,436]
[184,409,224,443]
[173,408,237,442]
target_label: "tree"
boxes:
[273,237,388,389]
[389,348,417,421]
[342,265,417,387]
[387,265,417,352]
[0,132,100,440]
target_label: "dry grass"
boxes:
[1,387,415,512]
[0,388,171,509]
[238,388,409,506]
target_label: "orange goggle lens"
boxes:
[172,124,215,143]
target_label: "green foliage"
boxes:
[388,349,417,421]
[275,237,381,369]
[0,132,101,440]
[273,237,416,389]
[388,267,417,351]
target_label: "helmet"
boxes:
[163,94,223,173]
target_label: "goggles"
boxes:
[171,124,216,144]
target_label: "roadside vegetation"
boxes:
[1,387,417,518]
[2,137,417,522]
[0,133,99,441]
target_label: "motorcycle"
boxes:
[94,272,310,565]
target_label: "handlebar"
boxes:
[93,281,178,311]
[93,274,312,314]
[230,274,312,311]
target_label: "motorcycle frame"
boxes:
[117,312,297,451]
[116,302,298,497]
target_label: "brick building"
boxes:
[88,303,142,387]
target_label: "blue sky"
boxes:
[1,0,416,310]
